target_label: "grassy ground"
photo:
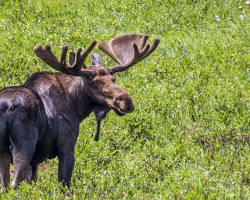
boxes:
[0,0,249,199]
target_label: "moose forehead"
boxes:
[87,66,112,77]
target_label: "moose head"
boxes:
[34,34,160,140]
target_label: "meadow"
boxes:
[0,0,249,199]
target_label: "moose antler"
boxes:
[98,34,160,74]
[34,41,97,77]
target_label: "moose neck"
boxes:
[61,74,110,140]
[25,72,97,122]
[58,74,110,121]
[61,75,96,121]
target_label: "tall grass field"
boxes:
[0,0,249,199]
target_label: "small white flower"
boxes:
[239,6,243,10]
[245,1,250,6]
[239,14,244,20]
[215,15,221,22]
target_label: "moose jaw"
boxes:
[0,34,160,190]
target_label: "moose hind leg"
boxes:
[0,118,11,191]
[11,142,37,189]
[0,152,11,191]
[24,164,38,184]
[12,157,30,189]
[9,124,39,189]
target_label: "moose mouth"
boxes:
[112,107,126,116]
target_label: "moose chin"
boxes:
[0,34,159,190]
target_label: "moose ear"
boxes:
[91,53,103,66]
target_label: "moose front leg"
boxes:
[58,152,75,187]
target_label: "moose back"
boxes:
[0,34,159,190]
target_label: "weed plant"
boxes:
[0,0,249,199]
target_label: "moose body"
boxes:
[0,34,159,190]
[0,72,109,188]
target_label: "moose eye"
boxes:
[105,92,113,99]
[107,94,113,99]
[91,80,102,86]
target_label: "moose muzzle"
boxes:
[113,93,134,116]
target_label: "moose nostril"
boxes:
[114,99,120,107]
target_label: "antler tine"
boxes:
[144,38,160,58]
[74,40,97,69]
[140,34,149,50]
[69,51,76,66]
[71,47,83,72]
[141,43,150,54]
[34,45,64,73]
[34,42,97,77]
[60,45,68,65]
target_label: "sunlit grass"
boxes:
[0,0,249,199]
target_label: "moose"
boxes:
[0,34,159,190]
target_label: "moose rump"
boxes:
[0,86,46,189]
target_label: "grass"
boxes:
[0,0,249,199]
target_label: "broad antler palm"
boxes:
[98,34,160,74]
[34,41,97,77]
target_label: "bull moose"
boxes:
[0,34,159,190]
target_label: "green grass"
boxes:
[0,0,249,199]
